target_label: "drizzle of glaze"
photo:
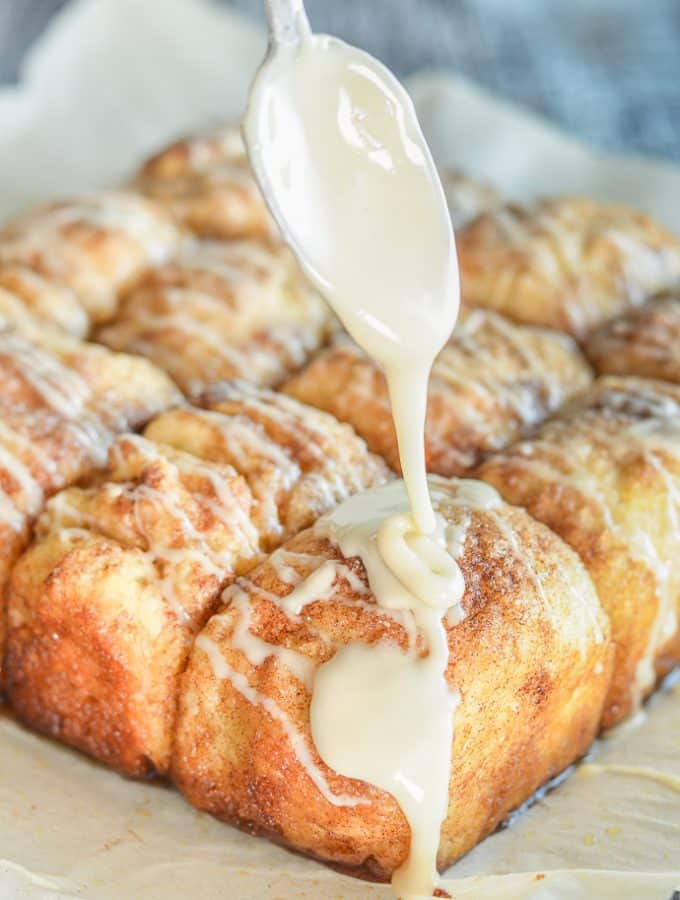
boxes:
[195,631,361,808]
[241,7,468,895]
[98,239,329,393]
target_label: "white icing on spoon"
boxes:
[244,1,459,535]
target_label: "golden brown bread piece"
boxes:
[0,192,182,323]
[585,291,680,382]
[0,322,182,444]
[135,125,273,240]
[4,387,387,775]
[284,309,592,476]
[0,327,182,688]
[458,198,680,338]
[477,376,680,727]
[4,434,260,775]
[98,239,333,396]
[440,168,502,230]
[173,478,610,880]
[146,381,390,548]
[0,264,88,337]
[136,126,499,239]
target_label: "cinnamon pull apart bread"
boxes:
[147,381,390,547]
[284,309,592,476]
[0,328,181,686]
[5,390,388,776]
[0,192,182,324]
[135,125,273,240]
[173,478,610,881]
[477,376,680,727]
[98,239,333,396]
[458,198,680,338]
[585,291,680,382]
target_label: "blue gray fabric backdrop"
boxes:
[0,0,678,161]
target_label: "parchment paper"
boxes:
[0,1,678,897]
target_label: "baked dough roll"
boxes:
[457,199,680,338]
[98,239,333,396]
[0,328,181,686]
[4,434,260,776]
[440,169,502,230]
[173,478,610,882]
[477,376,680,727]
[0,265,88,337]
[0,192,182,323]
[585,291,680,382]
[0,322,182,438]
[284,309,592,476]
[5,390,387,775]
[135,125,273,240]
[0,325,181,496]
[146,381,391,547]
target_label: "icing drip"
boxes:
[196,632,361,808]
[309,481,468,896]
[241,8,465,891]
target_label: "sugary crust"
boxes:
[4,434,260,776]
[477,376,680,726]
[4,388,387,775]
[98,239,333,396]
[135,126,273,240]
[173,482,610,879]
[457,199,680,337]
[0,328,182,688]
[284,310,592,475]
[0,265,89,337]
[146,382,390,546]
[0,192,182,323]
[585,291,680,382]
[0,323,182,431]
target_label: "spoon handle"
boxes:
[265,0,311,45]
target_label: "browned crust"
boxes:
[585,292,680,382]
[4,435,259,776]
[4,388,387,776]
[135,126,273,240]
[457,199,680,338]
[0,329,182,690]
[284,311,592,475]
[477,376,680,726]
[5,535,186,775]
[173,491,610,879]
[0,192,181,323]
[146,383,390,545]
[0,267,89,338]
[97,240,333,396]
